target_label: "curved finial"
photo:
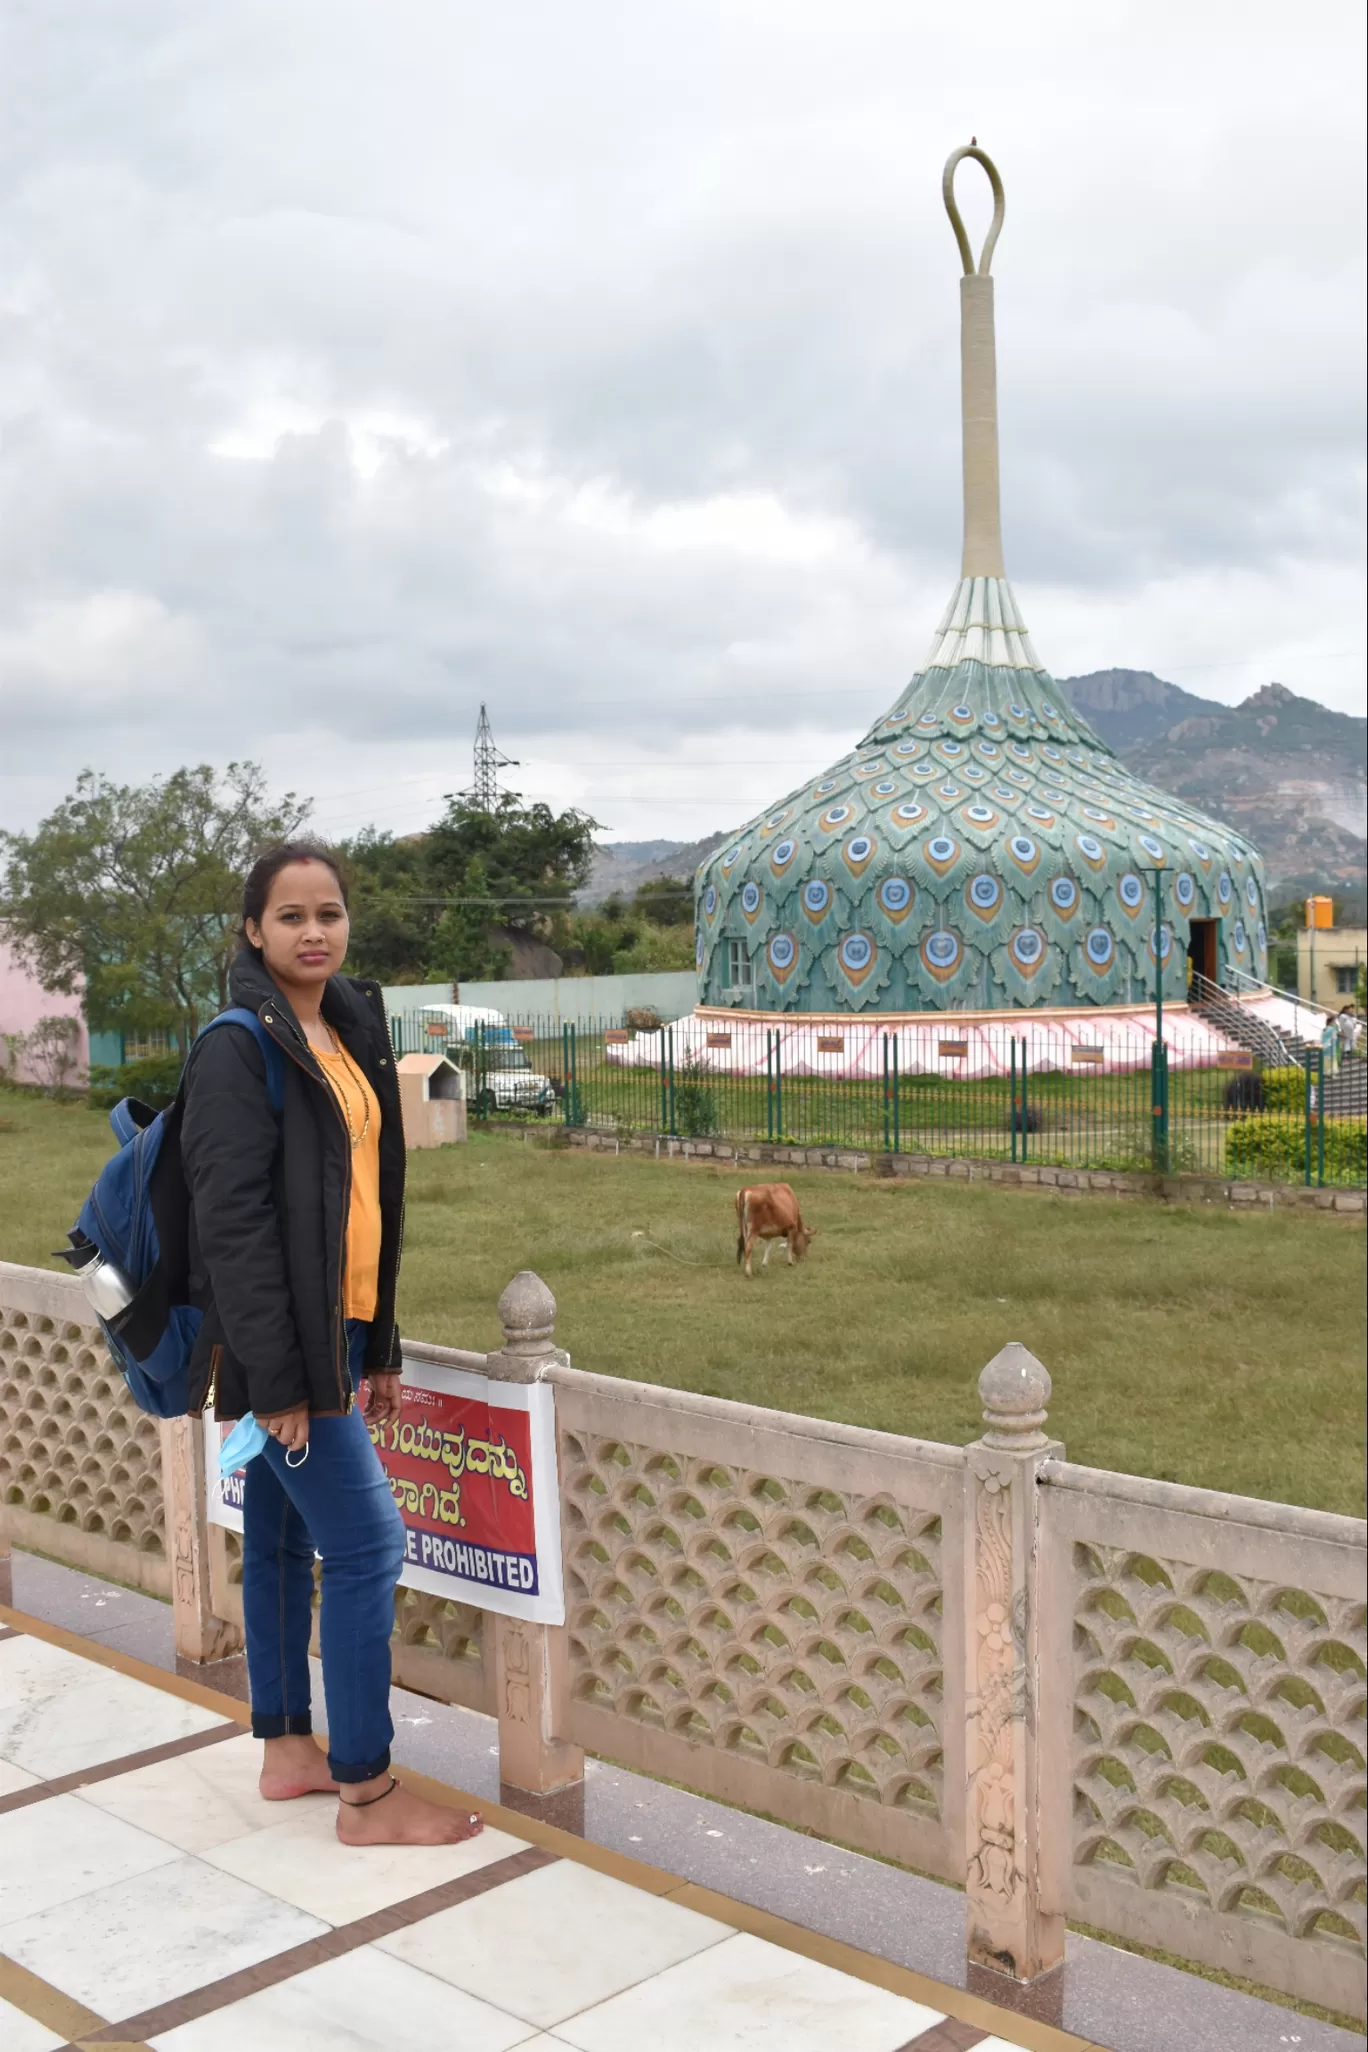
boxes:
[943,145,1005,277]
[978,1342,1051,1450]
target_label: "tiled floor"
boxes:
[0,1617,1043,2052]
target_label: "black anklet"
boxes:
[340,1774,398,1808]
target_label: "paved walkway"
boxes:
[0,1611,1057,2052]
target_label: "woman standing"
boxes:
[182,841,481,1847]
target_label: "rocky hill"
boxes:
[588,675,1365,901]
[1058,672,1366,891]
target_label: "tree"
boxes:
[0,764,309,1040]
[424,795,598,933]
[342,793,599,984]
[426,857,512,982]
[632,875,693,927]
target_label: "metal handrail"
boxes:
[1188,972,1303,1068]
[1220,960,1330,1022]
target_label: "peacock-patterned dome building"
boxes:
[695,148,1268,1016]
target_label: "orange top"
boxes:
[316,1045,383,1323]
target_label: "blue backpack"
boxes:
[60,1010,285,1418]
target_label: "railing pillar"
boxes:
[158,1417,242,1663]
[963,1343,1065,1985]
[485,1271,585,1797]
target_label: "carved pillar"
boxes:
[963,1343,1064,1983]
[158,1416,242,1663]
[485,1271,584,1796]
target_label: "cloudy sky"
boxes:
[1,0,1363,851]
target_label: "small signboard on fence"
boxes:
[510,1025,536,1042]
[1071,1046,1105,1065]
[817,1035,845,1053]
[424,1020,448,1038]
[604,1029,631,1045]
[1216,1050,1255,1070]
[938,1040,968,1058]
[205,1356,565,1625]
[706,1032,733,1048]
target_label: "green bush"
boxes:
[1226,1114,1367,1185]
[673,1053,717,1137]
[1259,1065,1306,1113]
[88,1053,185,1112]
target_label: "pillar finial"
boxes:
[977,1341,1051,1450]
[943,144,1007,581]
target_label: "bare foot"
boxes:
[260,1734,339,1801]
[336,1775,484,1847]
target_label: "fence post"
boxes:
[882,1035,890,1151]
[158,1418,243,1663]
[963,1343,1064,1986]
[1304,1049,1313,1187]
[1317,1047,1326,1188]
[484,1271,585,1798]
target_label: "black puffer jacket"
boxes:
[180,948,405,1421]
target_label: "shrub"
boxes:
[1226,1115,1366,1185]
[88,1053,185,1112]
[673,1052,717,1137]
[1259,1065,1305,1113]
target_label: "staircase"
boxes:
[1189,973,1313,1069]
[1323,1055,1368,1119]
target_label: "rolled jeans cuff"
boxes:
[330,1745,393,1786]
[252,1711,313,1740]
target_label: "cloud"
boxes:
[0,0,1363,847]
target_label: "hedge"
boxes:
[1226,1114,1367,1185]
[88,1053,185,1112]
[1259,1065,1306,1114]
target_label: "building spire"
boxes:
[943,144,1006,581]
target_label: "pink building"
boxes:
[0,941,88,1088]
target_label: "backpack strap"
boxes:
[198,1008,286,1115]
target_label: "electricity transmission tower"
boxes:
[462,704,518,811]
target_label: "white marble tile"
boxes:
[0,1852,326,2015]
[148,1946,539,2052]
[76,1732,333,1852]
[204,1801,527,1924]
[0,1791,180,1926]
[378,1857,731,2029]
[550,1930,944,2052]
[0,1633,224,1780]
[0,1756,43,1796]
[976,2038,1035,2050]
[0,1994,67,2052]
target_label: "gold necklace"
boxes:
[326,1030,371,1149]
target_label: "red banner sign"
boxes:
[206,1356,564,1623]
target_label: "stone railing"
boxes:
[1038,1461,1366,2017]
[0,1257,1362,2020]
[0,1261,168,1596]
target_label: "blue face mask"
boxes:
[218,1412,269,1479]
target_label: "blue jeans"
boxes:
[241,1322,406,1783]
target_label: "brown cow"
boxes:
[735,1184,817,1278]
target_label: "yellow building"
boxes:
[1297,922,1366,1009]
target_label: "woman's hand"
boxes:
[259,1403,310,1453]
[363,1372,403,1428]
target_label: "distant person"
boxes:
[181,841,482,1848]
[1321,1013,1340,1073]
[1338,1005,1362,1061]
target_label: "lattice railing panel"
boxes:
[0,1301,164,1559]
[561,1429,946,1819]
[1072,1542,1366,1957]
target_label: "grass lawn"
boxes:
[3,1088,1364,1514]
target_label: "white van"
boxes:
[418,1006,557,1117]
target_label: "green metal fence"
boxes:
[388,1008,1366,1189]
